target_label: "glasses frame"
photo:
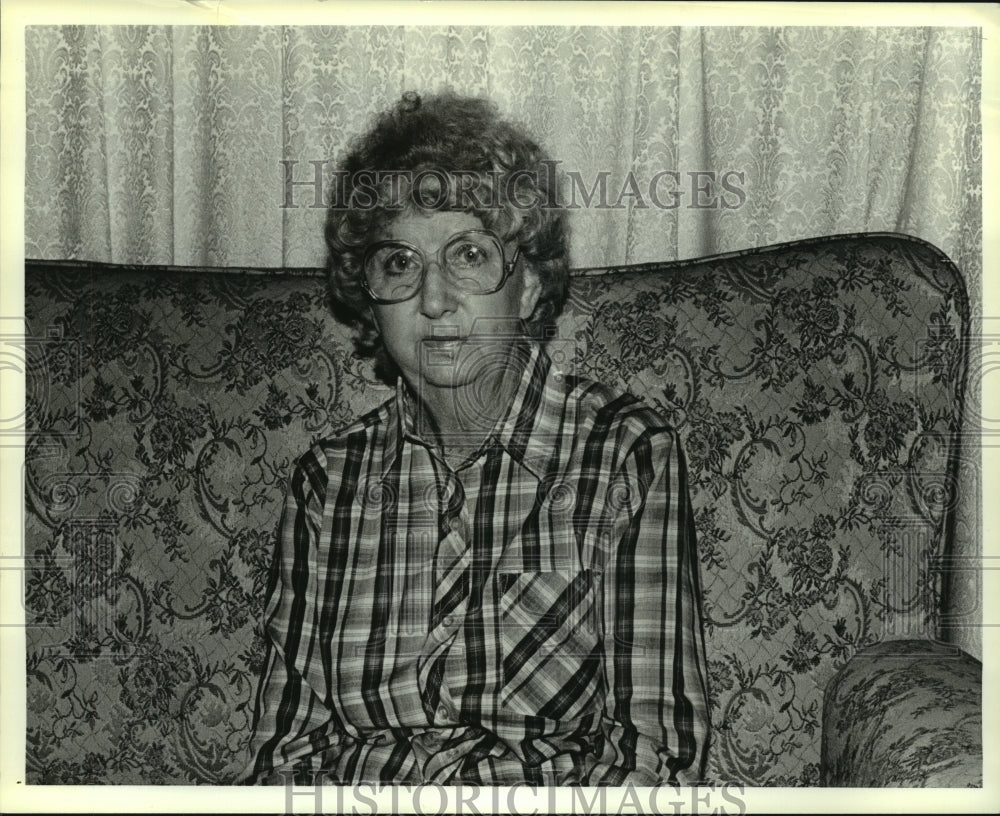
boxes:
[360,228,521,305]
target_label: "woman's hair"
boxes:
[325,91,569,378]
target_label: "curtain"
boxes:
[25,26,981,278]
[24,25,983,659]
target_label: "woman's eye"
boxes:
[453,244,487,265]
[385,252,417,275]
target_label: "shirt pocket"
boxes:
[496,569,604,720]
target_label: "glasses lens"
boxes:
[443,232,504,293]
[365,244,424,301]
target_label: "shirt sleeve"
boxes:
[587,426,711,786]
[243,446,346,784]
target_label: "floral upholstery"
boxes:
[23,233,979,785]
[822,640,981,786]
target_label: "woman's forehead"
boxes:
[382,210,486,244]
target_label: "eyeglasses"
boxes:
[361,229,520,304]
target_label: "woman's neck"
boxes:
[409,343,528,463]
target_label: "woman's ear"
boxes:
[519,266,543,321]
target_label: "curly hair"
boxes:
[325,91,569,378]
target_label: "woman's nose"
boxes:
[418,261,456,319]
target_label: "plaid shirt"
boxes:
[246,342,709,785]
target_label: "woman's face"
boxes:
[369,210,541,399]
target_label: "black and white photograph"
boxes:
[2,1,995,812]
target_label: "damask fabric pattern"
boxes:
[24,26,981,278]
[24,234,971,785]
[821,640,981,786]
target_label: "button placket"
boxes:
[430,462,470,628]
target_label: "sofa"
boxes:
[22,232,981,786]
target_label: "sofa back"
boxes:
[23,233,968,785]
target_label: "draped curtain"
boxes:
[25,25,981,278]
[24,25,983,659]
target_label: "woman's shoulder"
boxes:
[558,369,676,440]
[293,393,397,467]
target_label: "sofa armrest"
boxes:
[821,639,981,786]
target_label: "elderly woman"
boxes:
[246,92,709,786]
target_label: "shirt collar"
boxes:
[379,339,557,481]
